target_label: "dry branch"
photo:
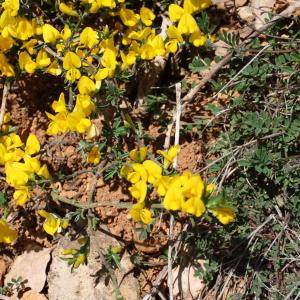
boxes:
[0,83,9,128]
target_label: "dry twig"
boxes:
[0,83,10,128]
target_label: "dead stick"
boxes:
[50,191,162,209]
[0,83,9,127]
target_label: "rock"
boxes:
[214,40,231,57]
[47,228,139,300]
[172,261,206,299]
[238,6,255,22]
[20,290,48,300]
[5,244,51,293]
[252,0,276,29]
[213,0,248,10]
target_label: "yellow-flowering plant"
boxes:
[121,146,236,226]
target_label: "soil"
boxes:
[1,72,210,298]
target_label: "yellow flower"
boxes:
[143,160,162,184]
[52,92,67,113]
[42,24,61,43]
[46,60,62,76]
[0,112,11,131]
[5,162,31,186]
[13,186,30,206]
[129,147,147,163]
[120,7,139,27]
[163,176,184,211]
[165,40,179,53]
[128,180,147,203]
[46,112,69,135]
[61,24,72,41]
[183,0,212,14]
[189,31,207,47]
[101,0,116,9]
[59,2,79,17]
[25,133,40,155]
[153,176,171,197]
[37,164,51,179]
[66,68,81,81]
[77,76,96,95]
[24,156,40,173]
[181,196,205,217]
[2,0,19,17]
[86,146,101,164]
[63,51,81,70]
[0,53,15,77]
[67,111,91,133]
[8,17,34,40]
[3,133,23,150]
[0,219,17,244]
[38,210,61,236]
[18,51,37,74]
[80,27,98,48]
[157,144,180,169]
[181,174,206,217]
[148,34,165,56]
[21,39,37,55]
[0,36,14,52]
[138,44,151,59]
[120,164,133,178]
[169,4,184,22]
[140,7,155,26]
[209,207,236,225]
[130,202,152,224]
[127,163,148,184]
[36,49,51,68]
[166,25,183,53]
[95,48,117,80]
[178,13,199,35]
[120,50,136,70]
[74,94,95,116]
[31,18,42,35]
[140,34,165,60]
[127,27,153,41]
[169,1,209,35]
[167,25,183,42]
[205,183,216,197]
[63,52,82,81]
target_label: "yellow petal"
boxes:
[25,133,40,155]
[178,13,199,35]
[77,76,96,95]
[210,207,236,225]
[42,24,61,43]
[59,2,79,17]
[0,219,17,244]
[168,4,184,22]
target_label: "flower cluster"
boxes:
[46,92,95,135]
[121,146,236,225]
[0,0,212,110]
[0,115,50,206]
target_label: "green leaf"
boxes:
[0,192,7,208]
[189,57,211,73]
